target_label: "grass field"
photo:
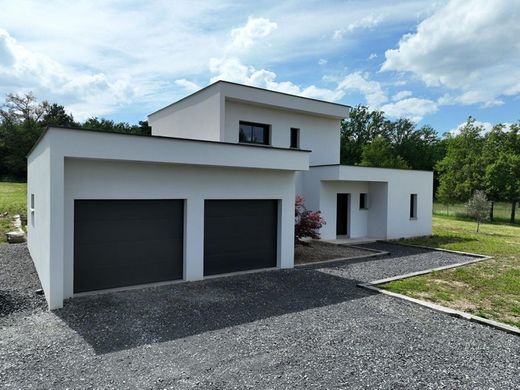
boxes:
[0,182,27,244]
[381,215,520,329]
[433,201,517,224]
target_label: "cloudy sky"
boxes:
[0,0,518,134]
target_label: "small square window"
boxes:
[359,193,368,209]
[410,194,418,219]
[290,128,300,148]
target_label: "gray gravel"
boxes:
[0,243,46,318]
[1,242,519,389]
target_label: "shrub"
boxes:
[465,190,490,232]
[295,195,325,244]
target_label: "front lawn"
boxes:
[0,182,27,244]
[380,215,520,329]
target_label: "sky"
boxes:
[0,0,519,135]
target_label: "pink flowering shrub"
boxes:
[295,195,326,244]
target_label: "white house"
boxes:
[27,80,432,309]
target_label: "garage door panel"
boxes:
[75,219,181,245]
[204,200,277,276]
[74,200,184,293]
[74,239,183,271]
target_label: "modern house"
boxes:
[27,80,433,309]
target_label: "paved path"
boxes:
[1,243,518,389]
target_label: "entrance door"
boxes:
[336,193,350,236]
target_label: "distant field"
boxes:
[0,182,27,244]
[433,201,516,224]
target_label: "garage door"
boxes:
[204,200,278,276]
[74,199,184,293]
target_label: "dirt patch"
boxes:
[294,241,374,264]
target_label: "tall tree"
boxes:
[483,123,520,223]
[360,136,409,169]
[436,117,486,203]
[340,105,387,165]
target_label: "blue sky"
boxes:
[0,0,519,135]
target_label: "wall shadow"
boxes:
[55,268,376,355]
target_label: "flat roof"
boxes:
[148,80,351,117]
[28,125,312,157]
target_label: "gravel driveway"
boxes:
[1,243,519,389]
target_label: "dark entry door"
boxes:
[336,194,350,236]
[204,200,278,276]
[74,199,184,293]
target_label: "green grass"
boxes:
[433,201,517,224]
[0,182,27,244]
[381,215,520,329]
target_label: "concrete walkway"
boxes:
[1,243,518,389]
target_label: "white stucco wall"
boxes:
[302,165,432,240]
[27,128,304,309]
[224,100,341,165]
[318,181,373,239]
[62,159,296,301]
[149,87,222,141]
[27,137,52,302]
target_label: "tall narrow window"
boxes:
[359,193,368,209]
[410,194,417,219]
[239,121,270,145]
[290,128,300,148]
[30,194,35,211]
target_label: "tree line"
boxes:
[341,106,519,223]
[0,93,150,179]
[1,93,518,223]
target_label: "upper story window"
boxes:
[290,128,300,148]
[239,121,270,145]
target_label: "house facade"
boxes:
[27,81,432,309]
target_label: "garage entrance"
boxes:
[74,199,184,293]
[204,200,278,276]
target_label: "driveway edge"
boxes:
[357,243,518,336]
[358,283,520,336]
[295,249,388,268]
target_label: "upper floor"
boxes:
[148,81,350,166]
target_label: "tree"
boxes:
[483,123,520,223]
[359,136,409,169]
[465,190,490,232]
[340,105,387,165]
[82,117,150,135]
[295,196,325,244]
[436,117,486,202]
[340,105,444,172]
[40,103,77,127]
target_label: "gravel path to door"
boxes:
[1,242,518,389]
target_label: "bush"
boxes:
[295,195,325,244]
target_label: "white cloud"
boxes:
[381,0,520,107]
[0,28,135,120]
[174,79,201,93]
[380,98,438,123]
[337,72,387,107]
[229,17,277,50]
[448,120,493,136]
[318,58,328,65]
[368,53,378,60]
[208,57,344,101]
[333,15,383,40]
[392,90,412,101]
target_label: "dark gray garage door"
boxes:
[204,200,278,276]
[74,199,184,293]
